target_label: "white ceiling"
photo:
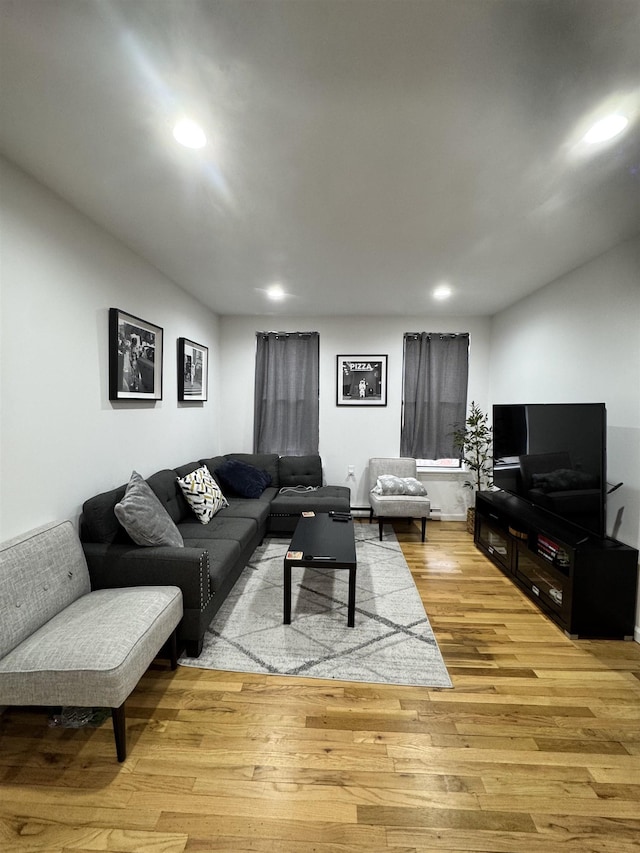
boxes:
[1,0,639,317]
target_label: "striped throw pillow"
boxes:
[177,465,228,524]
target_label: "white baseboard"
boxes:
[350,508,467,523]
[634,626,640,644]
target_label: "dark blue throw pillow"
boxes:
[214,459,272,499]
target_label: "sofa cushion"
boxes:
[0,585,183,708]
[370,493,431,516]
[82,484,130,544]
[279,454,322,487]
[177,465,228,524]
[0,521,92,659]
[270,485,350,515]
[221,493,275,526]
[215,459,272,499]
[180,515,258,547]
[175,461,203,480]
[146,468,193,524]
[198,457,226,487]
[115,471,184,548]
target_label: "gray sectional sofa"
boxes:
[80,453,350,657]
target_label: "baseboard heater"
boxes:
[350,506,371,518]
[350,506,440,518]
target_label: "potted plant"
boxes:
[452,401,493,533]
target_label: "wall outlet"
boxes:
[347,465,355,476]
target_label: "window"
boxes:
[401,332,469,460]
[254,331,319,455]
[416,458,462,469]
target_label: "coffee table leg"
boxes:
[347,567,356,627]
[284,561,291,624]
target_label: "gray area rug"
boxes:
[180,524,452,688]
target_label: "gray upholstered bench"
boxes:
[0,521,183,761]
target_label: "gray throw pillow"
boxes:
[371,475,428,496]
[114,470,184,547]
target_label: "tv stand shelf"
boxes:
[474,491,638,639]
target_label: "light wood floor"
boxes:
[1,520,640,852]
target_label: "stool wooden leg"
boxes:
[112,703,127,762]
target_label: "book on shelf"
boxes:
[538,534,559,554]
[537,537,570,567]
[537,544,557,562]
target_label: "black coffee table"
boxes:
[283,513,357,627]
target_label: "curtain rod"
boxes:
[256,331,317,339]
[404,332,469,340]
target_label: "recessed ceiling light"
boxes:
[583,113,629,144]
[433,284,452,300]
[173,118,206,149]
[267,283,286,301]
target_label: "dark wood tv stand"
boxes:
[474,490,638,639]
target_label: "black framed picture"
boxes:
[336,354,388,406]
[178,337,208,402]
[109,308,163,400]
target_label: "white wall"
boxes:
[0,157,221,540]
[3,151,636,632]
[489,235,640,638]
[219,314,491,513]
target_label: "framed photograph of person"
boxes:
[178,337,208,402]
[109,308,163,401]
[336,354,388,406]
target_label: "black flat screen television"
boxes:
[492,403,607,540]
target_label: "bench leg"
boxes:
[169,629,178,670]
[112,703,127,762]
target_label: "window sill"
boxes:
[417,466,467,476]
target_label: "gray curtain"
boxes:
[254,332,319,455]
[401,332,469,459]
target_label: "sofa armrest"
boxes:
[82,542,212,612]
